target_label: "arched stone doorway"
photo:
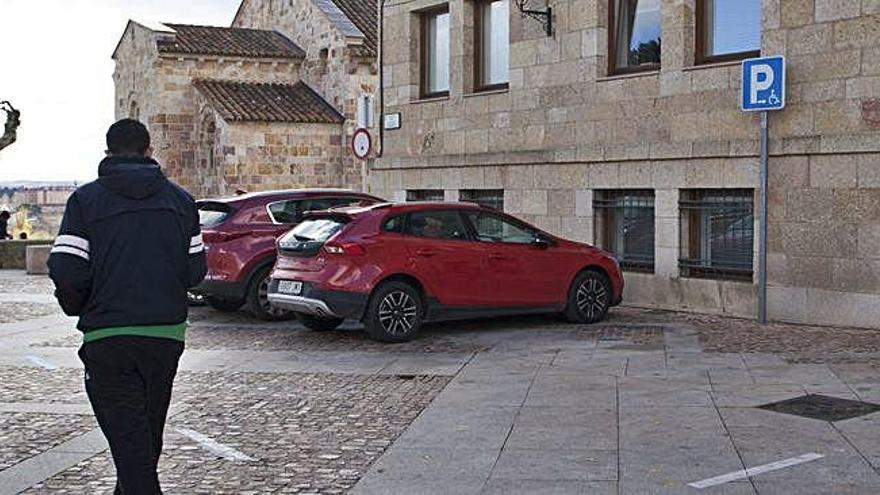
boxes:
[196,114,219,197]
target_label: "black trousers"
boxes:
[78,336,184,495]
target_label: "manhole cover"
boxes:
[757,394,880,422]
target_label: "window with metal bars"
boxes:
[679,189,754,281]
[459,189,504,211]
[594,190,655,272]
[406,189,445,202]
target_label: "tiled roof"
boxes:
[326,0,378,57]
[158,24,305,59]
[194,80,344,124]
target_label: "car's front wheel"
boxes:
[364,281,423,343]
[299,314,344,331]
[248,266,295,321]
[565,270,612,324]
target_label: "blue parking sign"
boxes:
[741,56,785,112]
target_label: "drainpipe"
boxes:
[376,0,386,158]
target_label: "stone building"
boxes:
[373,0,880,329]
[112,0,378,198]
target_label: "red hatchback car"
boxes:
[193,189,382,320]
[268,202,624,341]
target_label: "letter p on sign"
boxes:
[741,56,785,112]
[750,65,774,105]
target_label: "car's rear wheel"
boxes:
[364,281,423,343]
[565,270,611,324]
[248,266,295,321]
[299,314,344,332]
[205,296,244,312]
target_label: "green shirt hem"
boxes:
[83,323,187,343]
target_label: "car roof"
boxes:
[197,188,377,204]
[325,201,488,217]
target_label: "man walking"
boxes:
[49,119,207,494]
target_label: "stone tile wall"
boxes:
[374,0,880,327]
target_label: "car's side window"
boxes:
[382,214,406,233]
[269,197,367,224]
[465,211,535,244]
[406,210,470,241]
[268,200,301,224]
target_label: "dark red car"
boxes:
[193,189,382,320]
[268,202,623,341]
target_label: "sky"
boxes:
[0,0,242,184]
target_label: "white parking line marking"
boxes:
[26,355,58,370]
[688,453,824,489]
[175,427,256,462]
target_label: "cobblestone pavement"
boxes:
[26,372,449,494]
[3,271,880,493]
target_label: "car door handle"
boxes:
[489,253,505,260]
[416,249,439,257]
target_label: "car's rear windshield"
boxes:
[289,217,349,242]
[198,202,234,227]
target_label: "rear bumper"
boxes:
[268,294,341,318]
[267,280,368,320]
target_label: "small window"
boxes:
[594,190,655,272]
[696,0,761,64]
[679,189,754,281]
[464,211,535,244]
[421,7,451,98]
[475,0,509,91]
[460,189,504,211]
[198,202,234,227]
[382,215,406,233]
[406,210,470,240]
[406,189,445,202]
[609,0,661,74]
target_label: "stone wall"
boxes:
[374,0,880,328]
[150,57,302,196]
[234,0,380,168]
[0,240,53,270]
[208,115,356,194]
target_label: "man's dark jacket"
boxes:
[48,157,207,332]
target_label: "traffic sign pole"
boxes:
[758,111,769,324]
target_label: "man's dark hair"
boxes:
[0,211,9,219]
[106,119,150,156]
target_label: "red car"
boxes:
[193,189,382,320]
[268,202,623,341]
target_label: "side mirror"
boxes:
[533,237,550,249]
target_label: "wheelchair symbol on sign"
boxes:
[757,90,781,106]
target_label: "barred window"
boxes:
[594,190,655,272]
[406,189,445,202]
[679,189,754,281]
[459,189,504,211]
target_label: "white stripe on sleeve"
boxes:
[189,244,204,254]
[55,234,90,252]
[51,245,90,261]
[190,234,203,247]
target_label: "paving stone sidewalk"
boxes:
[2,271,880,493]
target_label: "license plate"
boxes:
[277,280,302,295]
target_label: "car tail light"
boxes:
[324,242,366,256]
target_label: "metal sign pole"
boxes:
[758,111,769,324]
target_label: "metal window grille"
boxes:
[594,190,655,272]
[406,189,444,202]
[679,189,754,281]
[459,189,504,211]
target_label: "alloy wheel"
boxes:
[576,278,608,319]
[377,290,418,336]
